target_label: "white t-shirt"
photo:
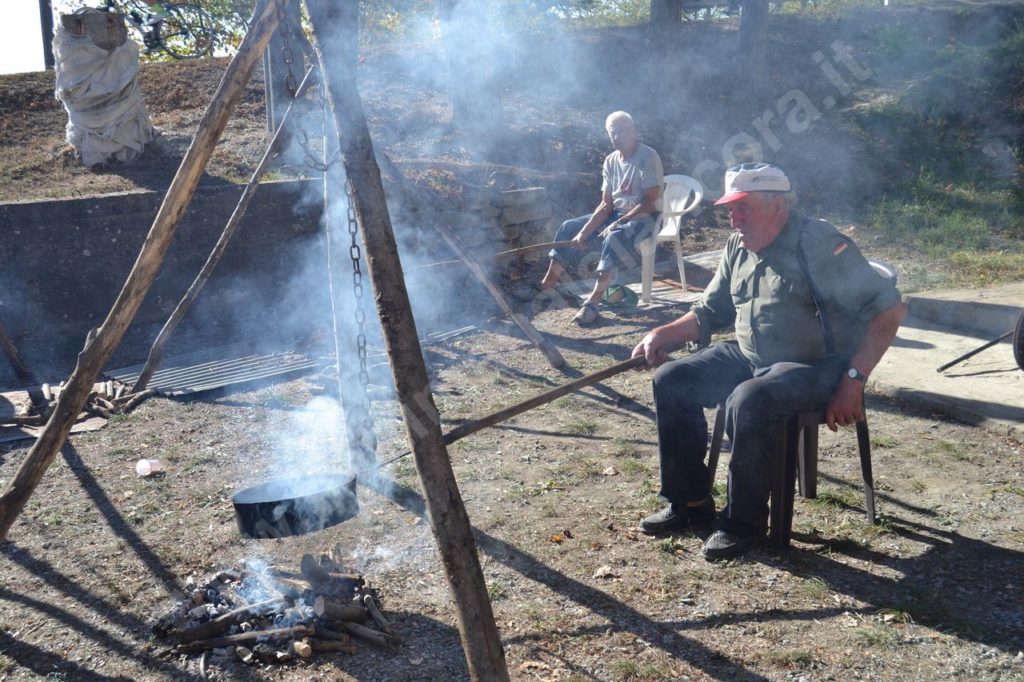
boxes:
[602,143,664,213]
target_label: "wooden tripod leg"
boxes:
[0,321,35,384]
[431,221,566,370]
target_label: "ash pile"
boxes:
[153,551,399,670]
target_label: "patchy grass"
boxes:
[854,623,901,650]
[807,487,860,511]
[565,416,599,436]
[799,576,830,600]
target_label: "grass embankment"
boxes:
[851,14,1024,291]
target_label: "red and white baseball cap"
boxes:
[714,163,792,205]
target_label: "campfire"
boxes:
[153,550,398,668]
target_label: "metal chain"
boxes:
[275,0,298,97]
[345,182,376,440]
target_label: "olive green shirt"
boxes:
[692,212,901,368]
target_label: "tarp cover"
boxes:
[53,11,155,167]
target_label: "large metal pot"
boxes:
[232,474,358,539]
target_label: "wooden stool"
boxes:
[706,404,877,547]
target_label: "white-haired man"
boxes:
[632,162,907,560]
[538,111,664,326]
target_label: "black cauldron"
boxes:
[232,474,358,539]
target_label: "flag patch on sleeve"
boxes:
[832,241,848,256]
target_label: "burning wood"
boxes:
[153,555,398,668]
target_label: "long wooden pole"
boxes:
[431,221,566,369]
[443,355,647,444]
[302,1,509,679]
[131,65,317,394]
[0,0,288,541]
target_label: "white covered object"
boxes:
[53,11,155,167]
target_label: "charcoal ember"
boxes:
[253,643,279,664]
[191,589,206,605]
[188,604,216,620]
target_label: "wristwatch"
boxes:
[846,367,868,382]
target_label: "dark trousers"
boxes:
[652,341,846,536]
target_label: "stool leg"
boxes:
[770,415,799,548]
[856,419,876,524]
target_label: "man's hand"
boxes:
[825,377,864,431]
[631,332,671,369]
[570,231,587,248]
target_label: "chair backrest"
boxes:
[657,174,704,237]
[662,174,703,215]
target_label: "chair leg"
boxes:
[798,420,818,499]
[673,238,687,292]
[707,404,726,490]
[855,418,876,524]
[770,415,799,548]
[640,240,654,304]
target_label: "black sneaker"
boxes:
[701,529,763,561]
[640,498,715,535]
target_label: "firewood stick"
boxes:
[6,415,45,426]
[270,564,363,585]
[310,623,350,642]
[173,625,312,654]
[312,595,368,623]
[300,553,334,584]
[300,554,362,596]
[116,388,156,413]
[91,394,116,412]
[362,594,392,632]
[288,639,313,658]
[340,620,399,648]
[175,597,290,643]
[85,403,111,419]
[309,639,357,655]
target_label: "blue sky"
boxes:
[2,0,49,75]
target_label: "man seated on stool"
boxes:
[631,162,907,561]
[538,111,663,326]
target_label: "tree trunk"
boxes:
[436,0,506,148]
[650,0,683,41]
[738,0,769,84]
[0,0,288,541]
[302,2,510,680]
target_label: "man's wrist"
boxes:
[845,367,868,383]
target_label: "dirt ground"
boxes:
[1,301,1023,681]
[2,5,1024,682]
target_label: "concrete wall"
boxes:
[0,180,325,377]
[0,179,559,383]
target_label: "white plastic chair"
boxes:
[637,174,703,304]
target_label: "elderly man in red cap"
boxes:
[631,162,907,560]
